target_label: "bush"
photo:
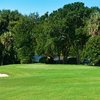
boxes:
[67,56,77,64]
[81,36,100,66]
[39,56,47,63]
[39,56,54,64]
[17,47,33,64]
[21,57,31,64]
[46,56,54,64]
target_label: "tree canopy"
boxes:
[0,2,100,65]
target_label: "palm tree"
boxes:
[0,32,13,65]
[87,11,100,36]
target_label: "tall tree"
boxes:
[87,10,100,36]
[82,36,100,66]
[0,32,15,65]
[14,16,35,64]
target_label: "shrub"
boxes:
[81,36,100,66]
[39,56,47,63]
[67,56,77,64]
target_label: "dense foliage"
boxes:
[82,36,100,66]
[0,2,100,65]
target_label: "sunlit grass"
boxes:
[0,64,100,100]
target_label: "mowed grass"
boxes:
[0,64,100,100]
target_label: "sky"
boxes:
[0,0,100,16]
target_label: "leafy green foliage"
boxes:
[82,36,100,66]
[87,11,100,36]
[14,16,35,64]
[0,32,16,65]
[0,2,100,65]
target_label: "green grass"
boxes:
[0,64,100,100]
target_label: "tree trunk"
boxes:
[76,46,80,64]
[1,51,4,65]
[62,49,69,64]
[58,51,61,63]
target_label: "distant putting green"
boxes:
[0,64,100,100]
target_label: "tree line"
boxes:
[0,2,100,65]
